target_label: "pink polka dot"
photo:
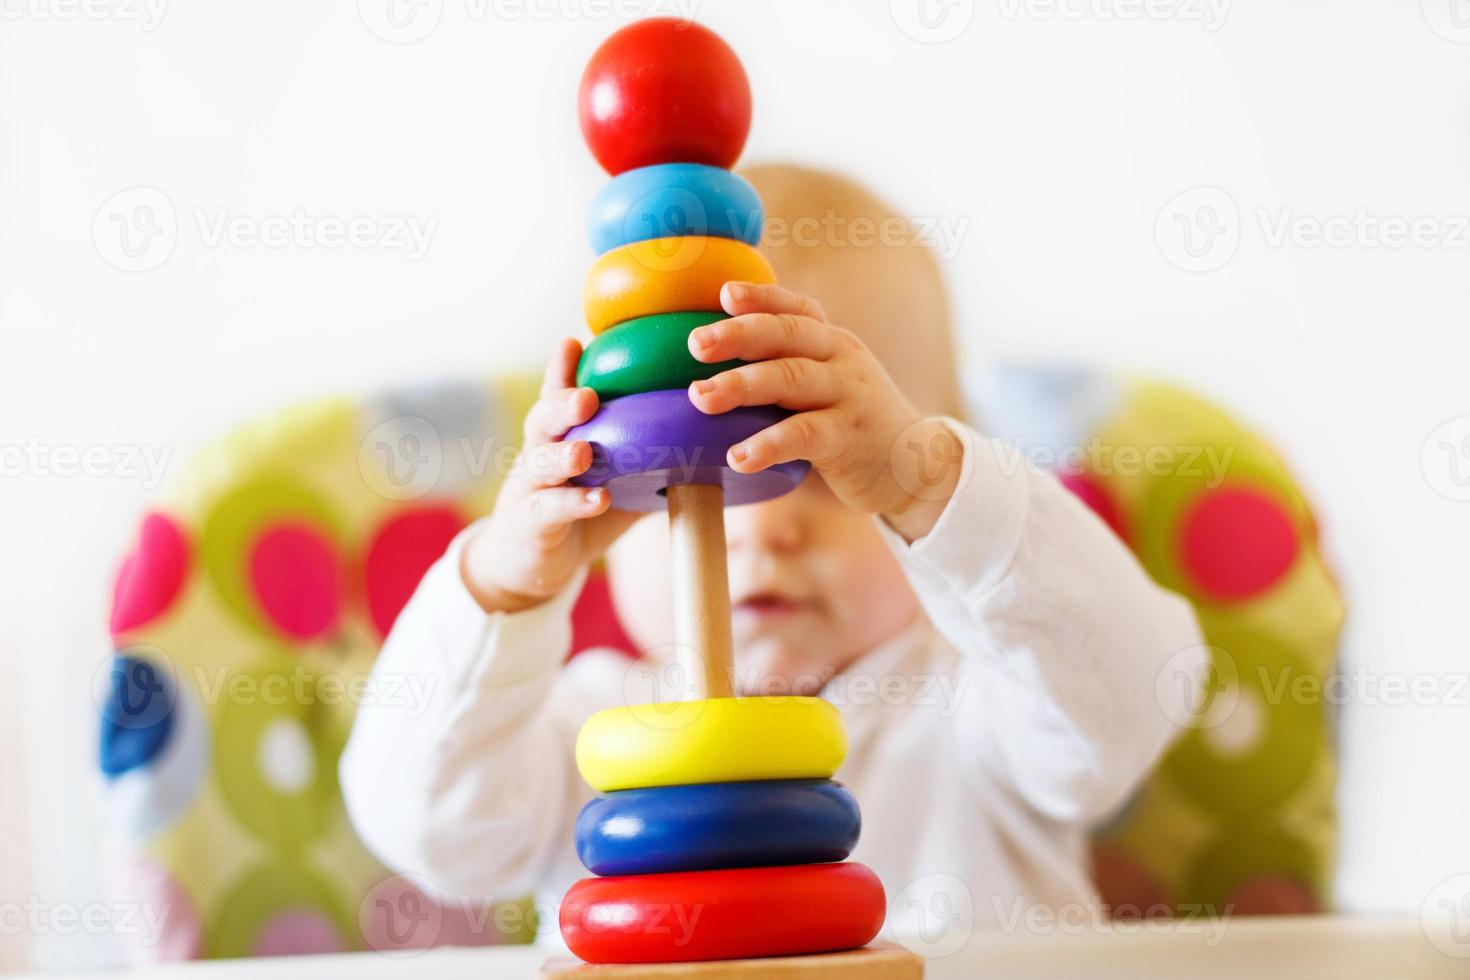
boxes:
[1059,472,1129,544]
[1178,486,1300,602]
[1091,844,1171,919]
[113,856,204,962]
[249,523,342,641]
[1225,876,1320,915]
[364,506,467,639]
[111,513,191,637]
[253,909,346,957]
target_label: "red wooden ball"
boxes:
[578,18,752,176]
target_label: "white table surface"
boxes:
[29,917,1467,980]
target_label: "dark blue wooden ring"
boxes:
[575,778,861,876]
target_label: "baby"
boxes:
[341,164,1203,945]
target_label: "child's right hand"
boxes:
[460,339,640,615]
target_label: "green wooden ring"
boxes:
[576,311,742,401]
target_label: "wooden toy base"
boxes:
[539,941,923,979]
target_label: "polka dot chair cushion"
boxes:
[979,366,1343,916]
[98,378,567,960]
[101,366,1342,961]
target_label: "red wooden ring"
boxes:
[559,863,886,964]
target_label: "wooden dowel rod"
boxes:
[666,482,735,700]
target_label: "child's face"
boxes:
[606,207,950,698]
[607,471,920,696]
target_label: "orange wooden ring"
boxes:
[583,236,776,335]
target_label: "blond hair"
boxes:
[739,163,965,420]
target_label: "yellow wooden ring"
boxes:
[575,697,847,792]
[583,236,777,335]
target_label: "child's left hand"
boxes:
[687,281,965,542]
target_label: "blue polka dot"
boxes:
[100,655,175,777]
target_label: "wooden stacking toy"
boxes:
[542,18,922,980]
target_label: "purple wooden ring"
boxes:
[566,389,809,512]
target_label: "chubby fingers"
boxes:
[688,311,849,365]
[523,385,598,447]
[509,437,612,539]
[518,438,594,489]
[523,337,598,446]
[721,281,828,322]
[688,358,842,415]
[523,484,612,537]
[726,409,843,473]
[541,337,583,395]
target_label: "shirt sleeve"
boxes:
[338,523,594,902]
[874,418,1206,825]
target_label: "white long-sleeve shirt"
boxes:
[340,424,1203,948]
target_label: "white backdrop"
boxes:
[3,0,1470,969]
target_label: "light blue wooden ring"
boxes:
[588,163,763,255]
